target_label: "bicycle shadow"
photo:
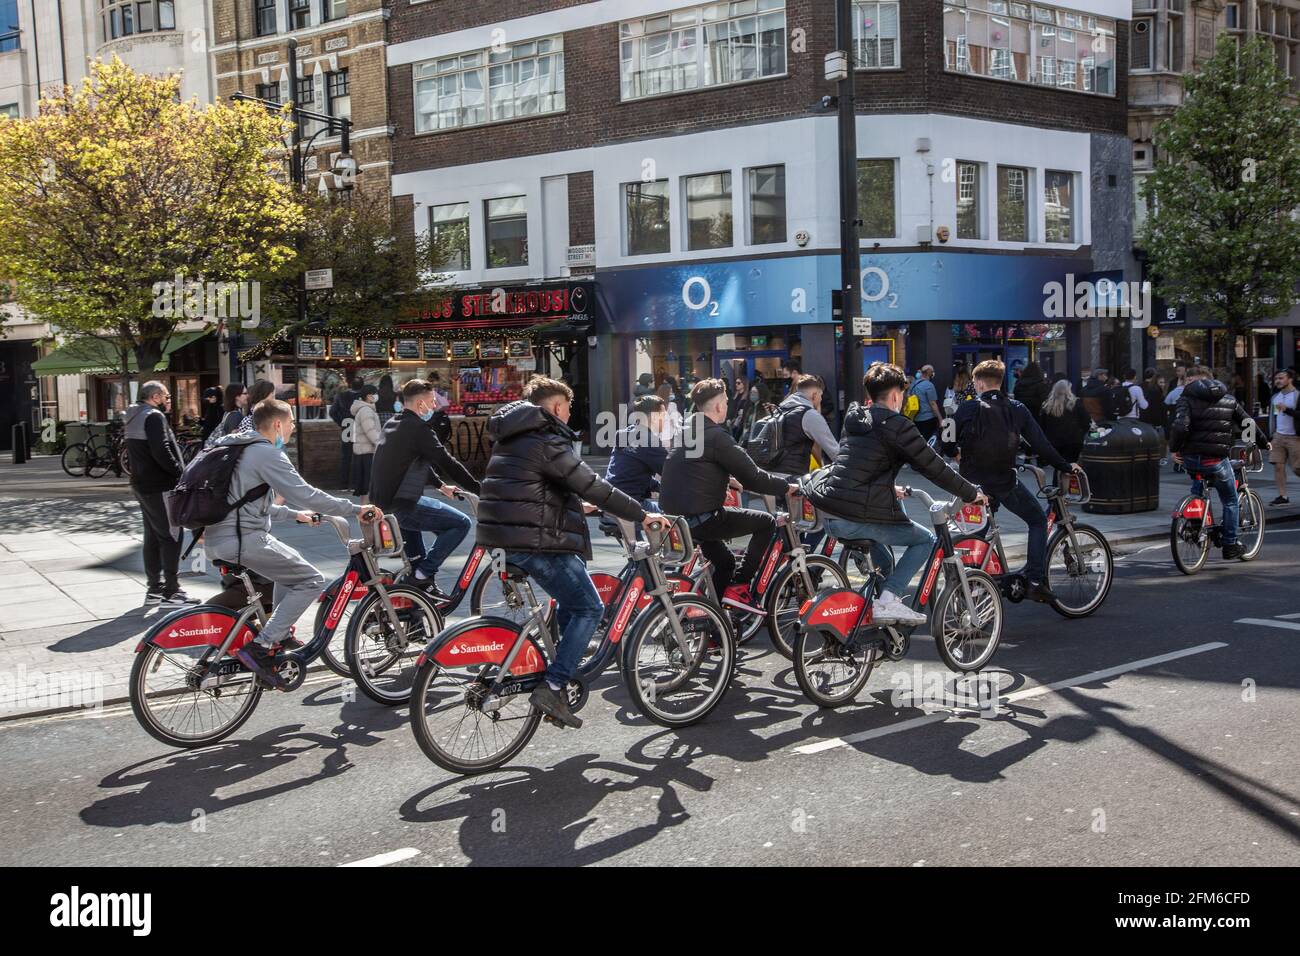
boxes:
[80,725,356,829]
[398,750,714,866]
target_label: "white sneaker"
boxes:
[881,599,927,627]
[870,599,901,624]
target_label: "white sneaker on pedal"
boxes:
[882,601,927,627]
[870,599,901,624]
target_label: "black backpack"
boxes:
[1111,384,1134,418]
[744,403,789,467]
[965,397,1021,474]
[164,442,269,532]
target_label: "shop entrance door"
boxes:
[715,350,788,399]
[952,345,1004,369]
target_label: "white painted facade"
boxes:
[392,112,1096,288]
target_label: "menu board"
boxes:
[361,338,389,360]
[479,340,505,360]
[450,340,476,360]
[296,335,326,359]
[423,339,448,361]
[329,337,356,359]
[393,338,422,360]
[507,339,531,357]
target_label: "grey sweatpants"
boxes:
[204,529,325,648]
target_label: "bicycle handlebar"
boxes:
[452,489,480,516]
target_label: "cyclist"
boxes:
[205,398,382,688]
[660,377,798,610]
[477,376,664,729]
[370,378,480,601]
[1169,365,1265,560]
[124,380,192,606]
[602,394,669,512]
[769,374,840,474]
[946,359,1081,603]
[806,363,986,625]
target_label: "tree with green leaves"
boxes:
[1140,34,1300,400]
[0,58,301,384]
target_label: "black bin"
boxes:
[1080,420,1162,514]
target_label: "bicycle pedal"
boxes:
[542,714,567,728]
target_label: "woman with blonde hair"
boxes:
[1039,379,1091,481]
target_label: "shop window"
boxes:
[323,0,347,22]
[431,202,470,271]
[853,1,900,69]
[685,171,733,251]
[997,165,1030,242]
[956,160,981,239]
[485,196,528,268]
[414,37,565,133]
[857,159,896,239]
[625,179,671,255]
[289,0,312,30]
[1043,170,1075,242]
[327,69,351,123]
[747,164,786,244]
[619,0,787,101]
[255,0,277,37]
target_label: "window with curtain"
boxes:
[414,37,565,133]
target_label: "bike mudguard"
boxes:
[1178,497,1207,520]
[954,537,1003,575]
[418,616,546,675]
[135,605,255,654]
[591,572,622,605]
[799,588,869,642]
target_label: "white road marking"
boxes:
[791,642,1229,756]
[340,847,421,867]
[1276,612,1300,620]
[1234,617,1300,632]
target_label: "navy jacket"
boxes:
[603,425,667,503]
[945,389,1070,496]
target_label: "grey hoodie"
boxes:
[204,431,355,541]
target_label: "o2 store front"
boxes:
[591,250,1098,416]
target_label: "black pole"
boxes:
[288,39,307,471]
[11,423,27,465]
[835,0,861,410]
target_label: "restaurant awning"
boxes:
[31,330,210,377]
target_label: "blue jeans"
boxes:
[507,551,603,686]
[1184,455,1239,545]
[394,496,472,579]
[824,515,936,598]
[991,481,1049,583]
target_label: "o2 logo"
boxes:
[861,266,898,309]
[682,276,720,316]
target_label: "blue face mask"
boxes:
[274,436,285,449]
[418,408,434,422]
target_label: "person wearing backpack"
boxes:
[946,360,1082,603]
[763,374,840,476]
[125,381,193,607]
[906,365,943,443]
[202,398,382,689]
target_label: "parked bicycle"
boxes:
[409,515,736,776]
[129,510,442,748]
[793,487,1004,708]
[61,421,130,479]
[1170,444,1266,574]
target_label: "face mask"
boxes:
[418,408,434,422]
[274,436,285,449]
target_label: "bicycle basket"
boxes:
[658,516,694,569]
[363,514,406,557]
[949,502,988,535]
[1062,469,1091,505]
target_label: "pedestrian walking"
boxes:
[199,387,224,442]
[1012,361,1050,425]
[1268,367,1299,505]
[377,374,400,426]
[125,381,193,606]
[329,374,363,488]
[1039,379,1092,484]
[1080,368,1115,422]
[349,384,382,505]
[633,372,656,398]
[656,381,683,447]
[1139,368,1166,430]
[1119,368,1147,419]
[237,380,276,433]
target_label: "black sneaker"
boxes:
[273,635,305,652]
[143,590,165,606]
[399,573,451,603]
[1222,542,1246,560]
[1026,580,1056,604]
[1270,495,1289,506]
[529,683,583,729]
[236,642,287,689]
[162,589,199,606]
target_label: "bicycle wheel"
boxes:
[60,443,88,477]
[765,556,850,659]
[468,564,527,623]
[1170,499,1210,575]
[117,443,132,477]
[931,568,1003,672]
[1237,491,1265,561]
[84,441,111,478]
[408,625,542,775]
[345,585,443,705]
[1045,524,1113,619]
[130,641,262,748]
[792,622,877,708]
[621,593,735,728]
[837,543,884,594]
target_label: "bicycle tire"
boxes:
[1045,524,1113,619]
[344,585,444,705]
[1170,497,1209,575]
[621,593,735,728]
[792,621,876,708]
[129,639,262,748]
[60,443,88,477]
[765,555,849,659]
[931,568,1003,672]
[1237,491,1265,561]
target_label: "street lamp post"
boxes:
[830,0,862,409]
[231,38,355,468]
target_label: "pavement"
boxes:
[2,452,1298,721]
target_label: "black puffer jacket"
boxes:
[1012,368,1050,422]
[805,404,979,525]
[476,401,644,558]
[660,415,790,517]
[1169,378,1251,458]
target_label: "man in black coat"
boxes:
[660,378,797,606]
[602,395,669,508]
[477,377,665,729]
[947,360,1081,602]
[370,378,480,600]
[806,363,985,625]
[124,381,192,606]
[329,374,363,487]
[1169,366,1264,559]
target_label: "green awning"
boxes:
[32,330,210,376]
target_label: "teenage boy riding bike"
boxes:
[805,363,987,625]
[603,394,670,511]
[476,376,666,730]
[660,378,798,608]
[204,399,382,688]
[945,359,1081,603]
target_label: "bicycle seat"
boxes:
[837,538,879,550]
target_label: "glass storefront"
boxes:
[951,321,1067,390]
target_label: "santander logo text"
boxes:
[449,640,506,656]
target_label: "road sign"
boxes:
[304,269,334,291]
[852,316,873,337]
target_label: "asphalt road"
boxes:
[2,527,1298,867]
